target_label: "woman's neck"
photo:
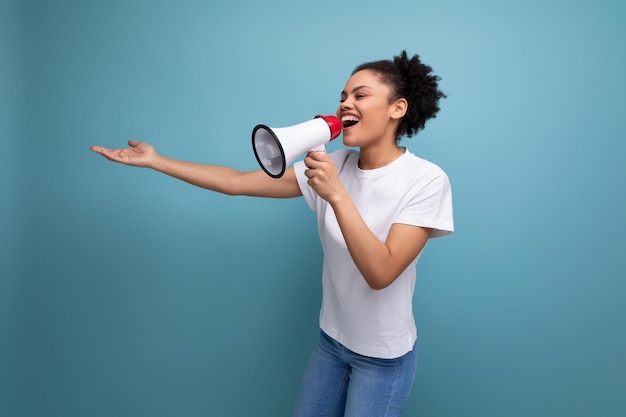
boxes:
[358,142,404,170]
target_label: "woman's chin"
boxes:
[341,132,359,147]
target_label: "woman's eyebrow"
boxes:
[340,85,371,96]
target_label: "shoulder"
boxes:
[402,150,449,180]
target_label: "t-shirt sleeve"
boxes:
[394,171,454,239]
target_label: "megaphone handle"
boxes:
[309,144,326,154]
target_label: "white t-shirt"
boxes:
[294,148,454,359]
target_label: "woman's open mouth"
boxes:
[342,115,360,129]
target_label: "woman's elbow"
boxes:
[363,273,398,291]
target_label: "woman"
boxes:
[91,50,454,417]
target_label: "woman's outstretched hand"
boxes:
[90,140,156,168]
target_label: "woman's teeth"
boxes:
[342,116,360,128]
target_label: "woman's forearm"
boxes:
[150,154,302,198]
[329,194,431,290]
[151,154,242,195]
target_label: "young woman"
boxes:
[91,50,454,417]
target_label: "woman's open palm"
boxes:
[90,140,156,167]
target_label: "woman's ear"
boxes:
[390,98,408,120]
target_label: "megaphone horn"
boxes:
[252,115,342,178]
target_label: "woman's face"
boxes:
[337,69,400,148]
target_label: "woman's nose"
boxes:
[340,99,353,110]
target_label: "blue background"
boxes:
[2,0,625,416]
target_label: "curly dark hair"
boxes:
[352,50,446,140]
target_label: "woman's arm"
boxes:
[90,140,302,198]
[328,197,432,290]
[303,151,431,290]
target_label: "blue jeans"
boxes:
[292,331,418,417]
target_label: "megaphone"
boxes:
[252,115,342,178]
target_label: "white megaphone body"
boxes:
[252,115,342,178]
